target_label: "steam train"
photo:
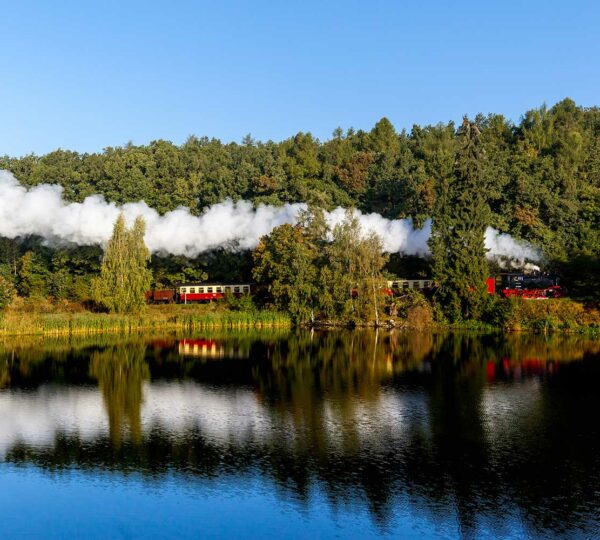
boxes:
[386,273,565,299]
[145,273,566,304]
[492,273,565,299]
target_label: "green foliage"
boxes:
[321,211,389,324]
[92,215,152,314]
[0,275,16,310]
[0,98,598,312]
[429,118,491,321]
[150,255,208,288]
[224,292,256,312]
[253,208,388,324]
[17,251,49,298]
[494,298,599,333]
[0,99,597,268]
[253,222,319,322]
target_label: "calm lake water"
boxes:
[0,330,599,539]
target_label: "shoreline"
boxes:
[0,304,597,337]
[0,304,292,337]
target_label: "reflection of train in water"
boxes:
[487,357,558,382]
[146,282,252,304]
[178,338,250,359]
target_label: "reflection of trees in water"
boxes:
[249,330,441,509]
[89,343,149,446]
[0,355,11,388]
[256,329,439,402]
[2,331,600,536]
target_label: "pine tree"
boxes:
[429,118,491,321]
[92,215,152,313]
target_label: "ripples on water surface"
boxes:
[0,331,599,539]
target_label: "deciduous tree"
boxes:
[92,215,152,313]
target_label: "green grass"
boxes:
[0,301,291,337]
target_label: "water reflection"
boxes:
[90,344,149,446]
[0,331,599,537]
[178,338,251,359]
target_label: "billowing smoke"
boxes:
[0,170,538,263]
[484,228,540,265]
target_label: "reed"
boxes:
[0,303,291,337]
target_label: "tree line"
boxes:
[253,118,494,324]
[0,98,599,311]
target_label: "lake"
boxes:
[0,330,599,539]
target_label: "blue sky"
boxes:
[1,0,599,156]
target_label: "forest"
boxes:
[0,98,598,321]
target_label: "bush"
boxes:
[0,276,16,310]
[496,297,598,332]
[224,292,257,312]
[389,290,433,328]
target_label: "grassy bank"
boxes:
[0,299,291,337]
[383,297,599,335]
[0,297,598,337]
[494,297,600,334]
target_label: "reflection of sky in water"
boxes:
[481,380,542,444]
[0,382,431,455]
[0,332,599,539]
[0,386,107,457]
[1,465,528,540]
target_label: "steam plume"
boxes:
[0,170,539,263]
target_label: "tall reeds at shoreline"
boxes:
[0,301,291,337]
[0,297,597,337]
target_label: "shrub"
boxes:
[0,276,16,310]
[390,290,434,328]
[224,292,257,312]
[497,297,598,333]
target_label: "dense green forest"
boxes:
[0,98,599,304]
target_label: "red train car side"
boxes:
[146,283,253,304]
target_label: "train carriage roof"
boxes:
[176,282,254,287]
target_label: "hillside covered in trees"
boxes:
[0,98,599,302]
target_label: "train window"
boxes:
[234,286,240,293]
[190,288,196,294]
[208,287,213,293]
[403,282,409,289]
[243,286,249,293]
[216,287,222,293]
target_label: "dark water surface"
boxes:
[0,331,599,539]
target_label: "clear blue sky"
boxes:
[1,0,599,156]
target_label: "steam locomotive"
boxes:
[493,273,565,299]
[386,273,565,299]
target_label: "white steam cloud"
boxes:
[0,170,539,263]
